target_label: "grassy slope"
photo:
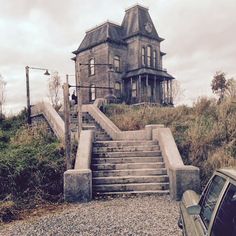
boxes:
[104,97,236,185]
[0,111,65,222]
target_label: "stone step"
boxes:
[93,151,161,158]
[93,182,169,192]
[95,137,112,141]
[93,145,160,153]
[82,125,96,130]
[91,162,165,171]
[93,175,169,185]
[92,168,167,177]
[94,140,158,147]
[93,190,170,197]
[92,156,163,164]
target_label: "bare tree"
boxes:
[172,80,185,105]
[0,74,6,118]
[48,71,62,111]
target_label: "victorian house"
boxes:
[72,4,175,105]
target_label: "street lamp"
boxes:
[25,66,50,124]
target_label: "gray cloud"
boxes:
[0,0,236,114]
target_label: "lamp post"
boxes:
[25,66,50,124]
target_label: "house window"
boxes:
[90,84,96,101]
[115,82,121,97]
[114,56,120,72]
[142,47,145,66]
[132,80,137,97]
[89,58,95,76]
[147,46,151,67]
[153,50,157,68]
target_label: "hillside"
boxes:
[104,97,236,184]
[0,111,65,222]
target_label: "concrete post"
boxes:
[63,78,72,170]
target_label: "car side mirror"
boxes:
[182,190,201,215]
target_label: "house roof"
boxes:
[73,22,126,54]
[73,4,164,55]
[123,68,175,79]
[121,5,164,41]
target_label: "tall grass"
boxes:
[104,98,236,185]
[0,112,65,222]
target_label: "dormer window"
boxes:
[142,47,145,66]
[114,56,120,72]
[147,46,152,67]
[153,50,157,68]
[89,58,95,76]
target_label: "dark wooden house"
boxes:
[73,4,175,105]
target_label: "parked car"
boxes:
[178,168,236,236]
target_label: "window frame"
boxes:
[141,47,146,66]
[115,81,121,98]
[113,56,121,72]
[88,58,95,76]
[147,45,152,67]
[153,50,157,68]
[132,80,137,97]
[90,84,96,101]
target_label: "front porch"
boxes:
[123,74,174,106]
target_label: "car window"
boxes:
[199,175,226,228]
[211,183,236,236]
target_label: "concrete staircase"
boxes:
[59,106,169,197]
[59,109,112,141]
[91,140,169,197]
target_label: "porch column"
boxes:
[138,75,141,103]
[170,79,173,104]
[162,79,165,104]
[146,75,148,102]
[167,79,170,104]
[130,77,133,103]
[153,76,157,103]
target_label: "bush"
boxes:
[0,112,65,222]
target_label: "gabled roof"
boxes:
[73,22,126,54]
[121,4,164,41]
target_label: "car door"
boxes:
[182,174,227,236]
[197,174,227,235]
[210,181,236,236]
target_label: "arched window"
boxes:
[88,58,95,76]
[90,84,96,101]
[153,50,157,68]
[114,56,120,72]
[147,46,151,67]
[141,47,145,66]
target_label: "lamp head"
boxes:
[44,70,50,76]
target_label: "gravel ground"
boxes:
[0,195,182,236]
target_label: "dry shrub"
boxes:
[11,123,54,146]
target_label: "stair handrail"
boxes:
[152,127,200,200]
[31,101,65,142]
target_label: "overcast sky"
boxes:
[1,0,236,115]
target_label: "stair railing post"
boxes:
[76,62,82,140]
[63,76,72,170]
